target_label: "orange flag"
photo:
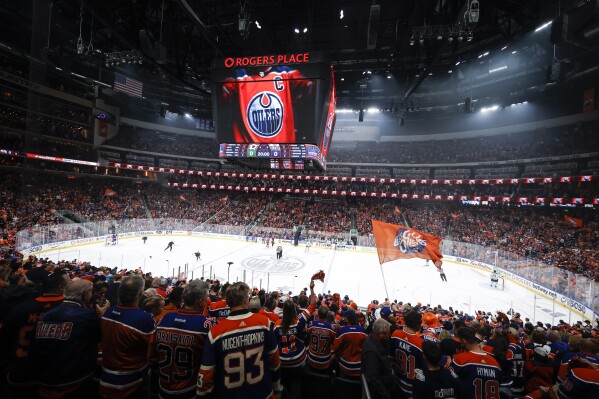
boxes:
[394,206,401,214]
[104,188,117,197]
[372,219,443,267]
[564,215,582,227]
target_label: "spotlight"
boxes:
[419,37,424,45]
[437,35,443,40]
[303,27,308,33]
[340,10,344,19]
[294,28,300,34]
[387,75,392,79]
[255,21,261,29]
[448,37,453,43]
[409,37,415,46]
[457,36,463,42]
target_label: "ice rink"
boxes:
[40,234,584,326]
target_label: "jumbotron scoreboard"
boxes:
[211,52,336,171]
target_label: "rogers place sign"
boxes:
[223,53,310,68]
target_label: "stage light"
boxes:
[303,27,308,33]
[294,28,300,34]
[455,61,461,66]
[340,10,344,19]
[512,50,517,54]
[535,21,552,32]
[255,21,261,29]
[501,46,507,50]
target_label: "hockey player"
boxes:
[438,267,448,282]
[142,236,147,244]
[491,271,499,287]
[164,241,174,252]
[305,240,311,252]
[276,246,283,260]
[194,251,201,261]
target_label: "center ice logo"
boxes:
[394,228,427,254]
[246,92,283,138]
[241,255,304,273]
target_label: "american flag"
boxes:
[113,72,143,97]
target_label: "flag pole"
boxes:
[379,262,390,301]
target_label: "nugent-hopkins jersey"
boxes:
[221,67,313,143]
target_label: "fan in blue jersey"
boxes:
[0,270,69,398]
[197,282,282,399]
[273,299,308,399]
[149,279,217,399]
[389,310,425,397]
[306,305,336,373]
[99,276,155,399]
[413,340,461,399]
[34,278,110,399]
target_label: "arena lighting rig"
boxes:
[105,50,143,67]
[410,23,473,45]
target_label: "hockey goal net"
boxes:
[105,236,118,246]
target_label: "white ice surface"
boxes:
[43,235,583,326]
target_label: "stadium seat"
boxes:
[332,376,362,399]
[301,369,332,399]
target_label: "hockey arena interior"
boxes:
[1,1,599,399]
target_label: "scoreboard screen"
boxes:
[212,52,335,171]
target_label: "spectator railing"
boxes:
[15,219,598,316]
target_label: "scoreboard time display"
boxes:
[212,52,336,171]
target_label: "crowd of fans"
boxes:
[1,170,597,281]
[0,257,598,399]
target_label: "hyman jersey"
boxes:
[222,67,313,143]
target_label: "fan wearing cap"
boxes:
[0,270,70,397]
[449,327,501,399]
[151,277,169,300]
[523,344,554,395]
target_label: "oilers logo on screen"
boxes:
[394,228,427,254]
[246,91,284,138]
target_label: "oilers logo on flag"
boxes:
[394,228,427,254]
[247,91,283,138]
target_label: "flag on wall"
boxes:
[114,72,143,98]
[104,188,117,197]
[564,215,583,227]
[372,220,443,267]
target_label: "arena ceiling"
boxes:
[1,0,597,111]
